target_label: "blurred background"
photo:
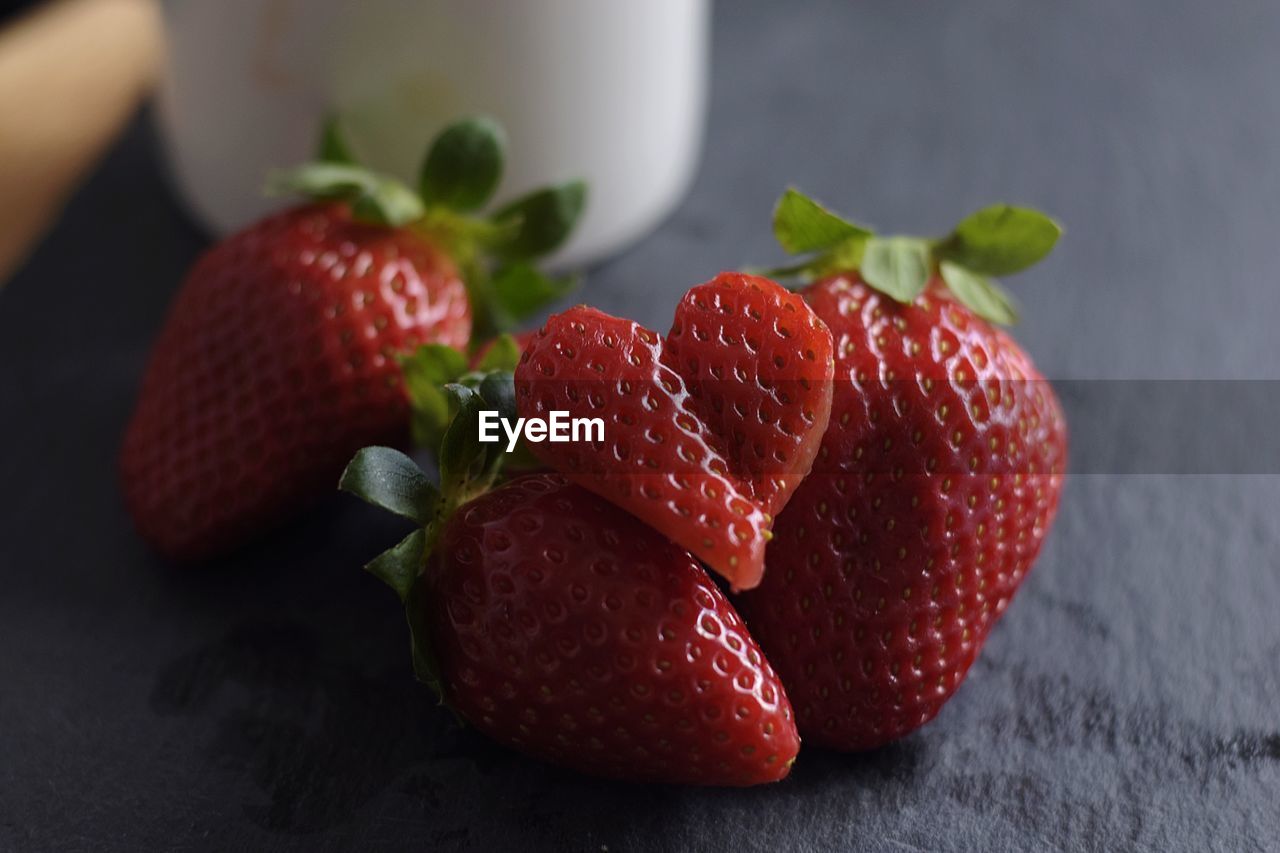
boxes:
[1,1,1277,850]
[0,0,710,279]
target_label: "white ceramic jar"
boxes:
[156,0,711,267]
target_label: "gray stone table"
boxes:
[1,1,1277,850]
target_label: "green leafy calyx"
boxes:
[338,370,519,700]
[399,334,523,451]
[772,187,872,254]
[766,187,1061,325]
[419,116,506,213]
[268,115,588,336]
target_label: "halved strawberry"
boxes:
[513,272,835,590]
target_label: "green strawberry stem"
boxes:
[338,370,519,700]
[763,187,1062,325]
[268,116,587,338]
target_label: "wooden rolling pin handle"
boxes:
[0,0,163,285]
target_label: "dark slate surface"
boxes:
[2,1,1278,850]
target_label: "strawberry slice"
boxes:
[514,271,834,590]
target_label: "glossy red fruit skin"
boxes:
[428,474,800,786]
[738,274,1066,751]
[120,203,471,561]
[514,272,833,591]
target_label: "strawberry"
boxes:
[513,272,835,590]
[339,378,800,785]
[738,191,1067,750]
[120,118,584,561]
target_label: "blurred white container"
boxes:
[156,0,710,267]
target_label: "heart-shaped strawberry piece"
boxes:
[514,271,834,590]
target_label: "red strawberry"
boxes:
[339,392,800,785]
[431,474,798,784]
[120,203,467,559]
[120,118,584,561]
[513,272,835,590]
[739,191,1067,750]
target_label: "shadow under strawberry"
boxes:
[149,620,448,832]
[147,617,742,838]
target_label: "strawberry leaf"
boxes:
[402,338,521,453]
[490,181,587,260]
[267,162,370,199]
[363,528,426,603]
[940,261,1020,325]
[405,575,446,700]
[437,375,520,503]
[341,371,521,706]
[861,236,931,303]
[316,115,357,165]
[474,333,522,372]
[490,263,578,326]
[420,117,506,213]
[772,187,873,255]
[402,344,470,448]
[438,385,490,501]
[268,163,425,228]
[350,180,427,228]
[752,235,868,286]
[361,526,445,699]
[476,371,519,426]
[339,446,440,524]
[940,204,1061,276]
[748,258,823,283]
